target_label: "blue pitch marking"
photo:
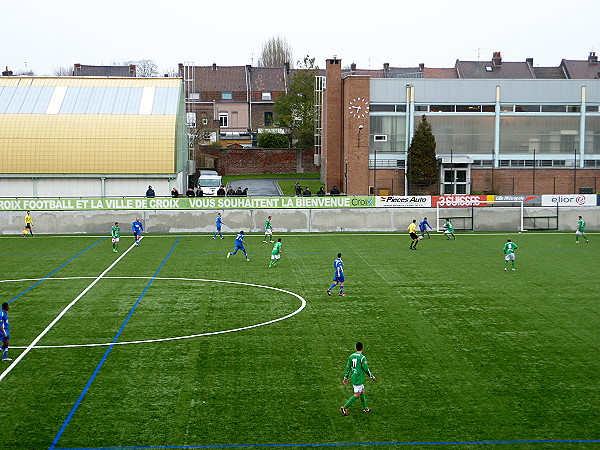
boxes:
[48,237,182,450]
[53,437,600,449]
[8,237,105,305]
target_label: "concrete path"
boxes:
[226,179,282,197]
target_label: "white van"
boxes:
[197,170,222,196]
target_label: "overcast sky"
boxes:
[2,0,599,76]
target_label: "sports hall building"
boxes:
[320,58,600,195]
[0,77,187,197]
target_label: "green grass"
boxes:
[1,232,598,449]
[278,179,325,196]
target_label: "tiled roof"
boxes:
[342,69,385,78]
[532,66,567,79]
[561,59,600,79]
[250,67,287,92]
[75,65,135,77]
[424,68,458,79]
[193,66,247,92]
[386,67,423,78]
[456,61,533,79]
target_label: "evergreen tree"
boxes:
[407,115,438,191]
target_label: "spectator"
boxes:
[196,187,204,197]
[227,186,236,197]
[186,187,195,197]
[236,187,243,196]
[217,185,226,197]
[294,182,302,196]
[171,188,179,198]
[330,185,340,196]
[317,186,326,197]
[303,186,312,197]
[243,187,249,197]
[145,185,155,198]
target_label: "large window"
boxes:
[427,116,495,155]
[370,116,406,153]
[499,116,580,154]
[264,112,273,127]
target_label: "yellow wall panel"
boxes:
[0,115,176,174]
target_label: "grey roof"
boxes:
[74,65,135,77]
[386,67,423,78]
[561,59,600,79]
[456,61,533,79]
[193,66,247,92]
[249,67,287,92]
[532,66,567,79]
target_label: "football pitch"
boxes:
[0,231,598,450]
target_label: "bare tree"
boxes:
[258,36,293,68]
[125,59,159,77]
[53,66,73,76]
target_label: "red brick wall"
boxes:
[202,148,319,176]
[471,168,600,194]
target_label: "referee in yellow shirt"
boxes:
[408,219,419,250]
[23,211,34,237]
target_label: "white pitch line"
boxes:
[0,238,142,383]
[6,276,306,349]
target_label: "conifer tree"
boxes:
[407,115,438,191]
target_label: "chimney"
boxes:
[212,63,217,71]
[73,63,81,76]
[246,64,252,73]
[492,52,502,67]
[588,52,598,64]
[526,57,533,65]
[419,63,425,72]
[129,64,136,77]
[2,66,13,76]
[284,62,290,74]
[350,62,356,73]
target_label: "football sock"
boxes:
[504,261,508,269]
[2,348,7,359]
[360,394,367,409]
[512,261,515,269]
[344,395,358,409]
[329,283,336,291]
[339,286,344,294]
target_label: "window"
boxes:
[202,118,209,126]
[373,135,388,142]
[189,92,200,100]
[221,91,232,100]
[414,105,429,112]
[541,105,566,113]
[219,112,228,127]
[515,105,541,113]
[456,105,482,113]
[430,105,454,112]
[370,104,395,112]
[262,92,272,101]
[500,105,514,113]
[264,112,273,127]
[485,65,493,72]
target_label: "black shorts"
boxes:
[25,224,32,230]
[410,232,418,240]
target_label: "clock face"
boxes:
[348,97,369,118]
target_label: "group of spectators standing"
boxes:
[294,182,341,197]
[145,185,249,198]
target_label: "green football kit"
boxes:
[268,241,282,267]
[342,351,374,412]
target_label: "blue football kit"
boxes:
[0,310,9,340]
[333,258,345,282]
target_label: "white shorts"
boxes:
[353,384,365,394]
[576,230,585,235]
[265,229,273,235]
[270,254,280,260]
[444,230,453,234]
[505,253,515,261]
[112,237,119,243]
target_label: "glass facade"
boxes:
[499,116,580,154]
[428,116,495,155]
[370,115,406,152]
[585,116,600,154]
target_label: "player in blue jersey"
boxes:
[327,253,346,296]
[132,217,144,247]
[213,213,224,239]
[227,231,249,261]
[419,217,433,239]
[1,302,11,361]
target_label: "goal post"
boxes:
[436,200,526,232]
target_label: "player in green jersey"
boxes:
[503,238,518,271]
[268,238,282,267]
[263,216,274,243]
[443,218,456,240]
[575,216,589,243]
[340,342,376,416]
[111,222,121,253]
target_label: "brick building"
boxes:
[320,54,600,195]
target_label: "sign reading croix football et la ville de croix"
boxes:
[0,196,376,211]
